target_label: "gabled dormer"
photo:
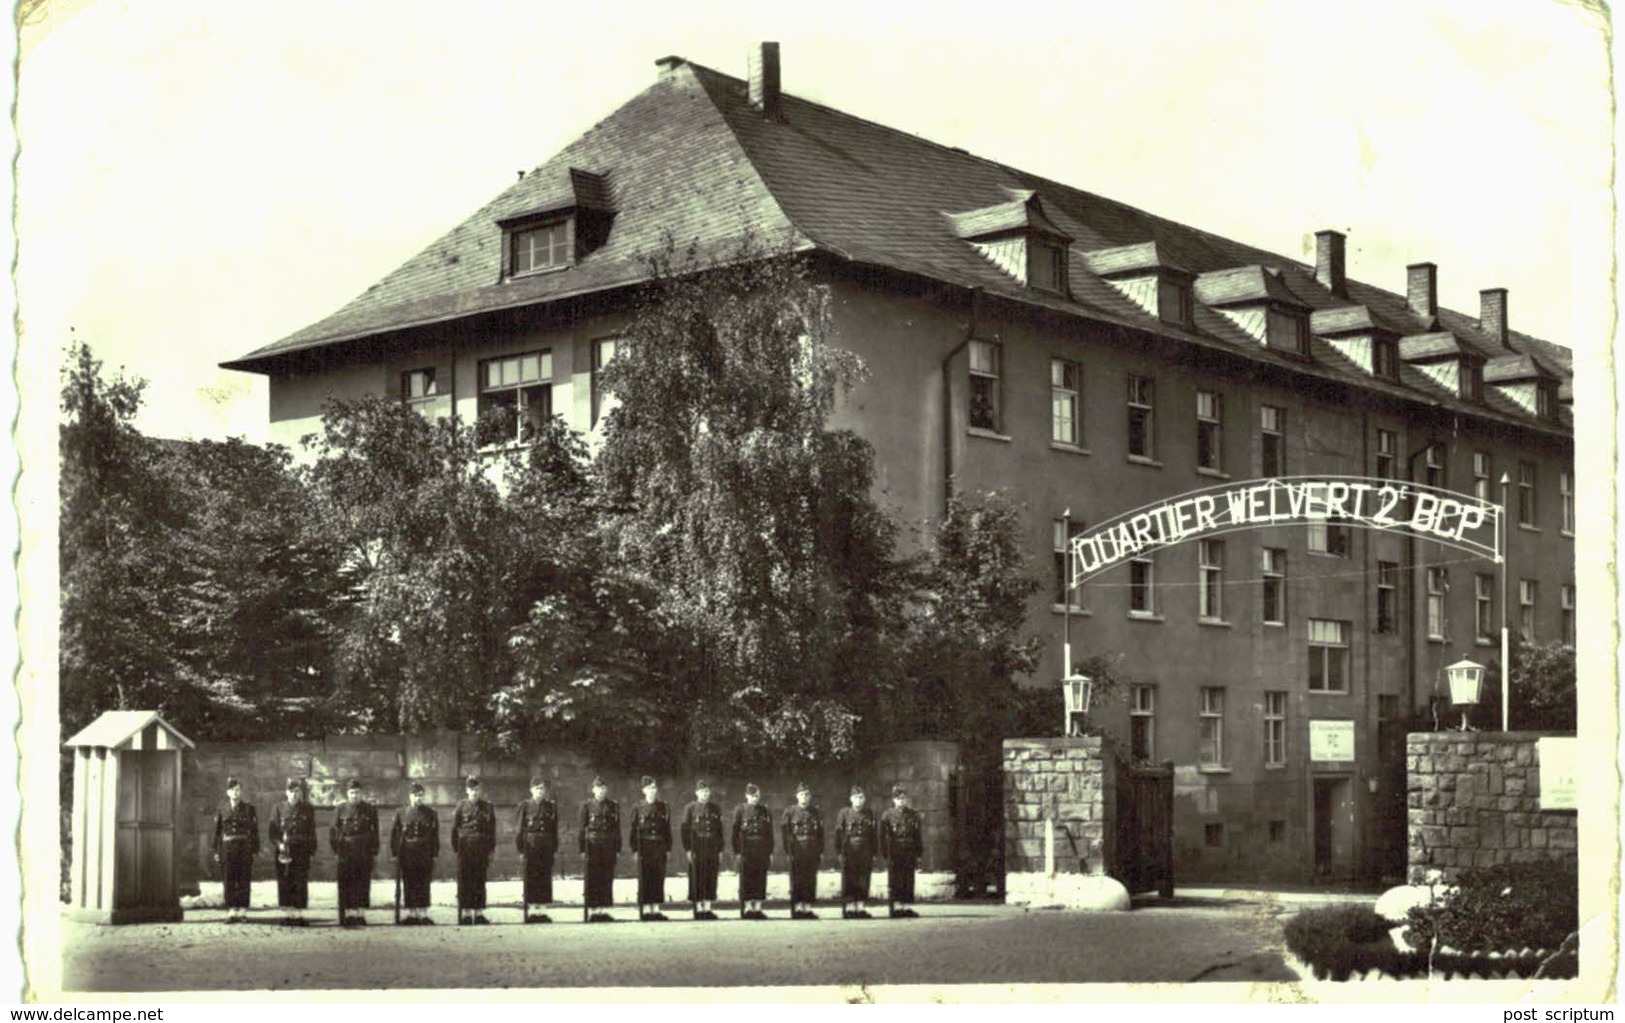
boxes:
[1193,265,1310,356]
[1081,241,1195,327]
[1400,332,1485,401]
[945,189,1072,297]
[495,167,615,281]
[1310,305,1401,381]
[1485,352,1562,419]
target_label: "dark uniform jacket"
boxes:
[578,798,621,852]
[834,805,878,858]
[451,798,497,858]
[390,804,441,859]
[516,798,560,857]
[731,803,776,856]
[879,806,924,861]
[330,800,380,859]
[267,800,315,863]
[213,800,260,857]
[629,799,672,859]
[680,800,725,857]
[781,804,824,856]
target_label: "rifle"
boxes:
[393,853,401,925]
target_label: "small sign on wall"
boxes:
[1537,736,1578,811]
[1309,720,1356,762]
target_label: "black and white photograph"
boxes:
[8,0,1619,1005]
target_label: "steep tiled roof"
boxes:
[225,56,1572,437]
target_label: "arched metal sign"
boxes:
[1069,475,1503,586]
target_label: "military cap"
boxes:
[465,775,481,788]
[529,775,548,788]
[694,778,710,790]
[850,784,865,797]
[891,784,907,798]
[408,781,425,795]
[640,775,656,788]
[346,778,363,792]
[591,775,607,787]
[796,781,810,795]
[744,783,761,796]
[286,777,305,791]
[225,777,241,789]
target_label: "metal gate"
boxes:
[1111,759,1174,897]
[949,764,1005,898]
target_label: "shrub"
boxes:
[1405,861,1578,954]
[1284,905,1421,981]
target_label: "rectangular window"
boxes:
[1266,308,1307,354]
[1375,429,1397,480]
[1475,574,1495,643]
[1195,391,1223,471]
[477,350,553,445]
[510,220,571,275]
[1377,561,1398,634]
[1029,240,1066,294]
[591,337,619,427]
[1373,338,1398,379]
[1157,278,1192,325]
[401,368,448,424]
[1198,539,1224,619]
[1519,579,1537,641]
[1129,556,1156,616]
[1306,518,1349,558]
[1561,584,1575,646]
[1425,443,1446,488]
[1261,548,1286,625]
[1517,461,1537,527]
[1204,823,1225,848]
[1472,452,1492,503]
[1264,691,1287,767]
[1307,619,1350,693]
[1260,405,1285,477]
[1051,359,1081,446]
[1560,470,1573,534]
[1426,567,1448,640]
[1127,375,1155,459]
[969,341,1001,432]
[1268,820,1286,844]
[1198,687,1225,767]
[1130,685,1156,762]
[1536,384,1553,419]
[1052,519,1085,608]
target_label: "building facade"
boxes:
[225,45,1576,885]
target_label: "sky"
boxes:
[14,0,1616,443]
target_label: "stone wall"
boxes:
[180,734,960,892]
[1406,731,1577,883]
[1001,736,1116,876]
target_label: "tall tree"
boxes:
[594,242,907,767]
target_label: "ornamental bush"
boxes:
[1284,906,1420,981]
[1404,861,1579,955]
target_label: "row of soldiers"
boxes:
[212,773,925,926]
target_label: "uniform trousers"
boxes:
[399,850,434,909]
[522,849,554,905]
[687,852,720,902]
[888,855,917,903]
[637,854,666,905]
[456,850,489,910]
[841,850,874,900]
[221,840,253,909]
[788,848,819,903]
[336,853,373,910]
[738,849,771,902]
[583,843,616,908]
[274,854,310,908]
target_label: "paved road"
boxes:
[61,895,1300,991]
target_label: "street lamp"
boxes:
[1063,673,1093,737]
[1444,657,1485,732]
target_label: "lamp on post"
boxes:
[1444,657,1485,732]
[1063,673,1093,737]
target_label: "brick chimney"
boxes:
[1315,230,1346,297]
[1479,288,1508,346]
[748,42,782,120]
[1407,263,1437,321]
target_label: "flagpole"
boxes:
[1062,507,1073,736]
[1499,472,1510,732]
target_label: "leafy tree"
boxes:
[1471,639,1576,732]
[593,240,907,767]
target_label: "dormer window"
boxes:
[1464,362,1484,402]
[1265,307,1308,355]
[1536,382,1553,418]
[1029,239,1067,294]
[1372,337,1398,380]
[511,219,572,276]
[1157,276,1194,326]
[945,189,1072,298]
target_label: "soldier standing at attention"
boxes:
[781,782,824,920]
[730,782,774,920]
[390,781,440,925]
[879,784,924,918]
[212,777,258,924]
[834,784,878,919]
[578,776,620,923]
[330,778,379,927]
[516,776,559,923]
[451,775,497,925]
[267,777,315,927]
[680,778,724,921]
[628,776,672,921]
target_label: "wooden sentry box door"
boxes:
[115,751,177,910]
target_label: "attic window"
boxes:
[1536,382,1553,418]
[510,219,572,276]
[1265,307,1308,356]
[1157,277,1193,326]
[1373,337,1399,380]
[1463,362,1484,402]
[1029,239,1067,294]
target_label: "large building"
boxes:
[224,45,1576,885]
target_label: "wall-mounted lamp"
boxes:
[1063,673,1093,737]
[1444,657,1485,732]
